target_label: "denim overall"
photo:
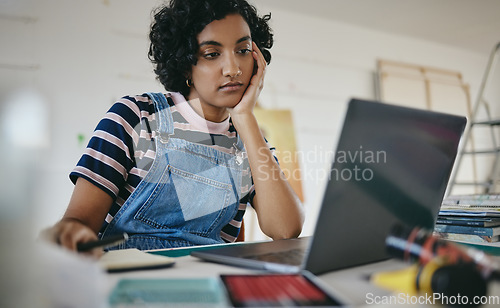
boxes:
[102,92,245,250]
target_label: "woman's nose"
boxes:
[222,54,242,78]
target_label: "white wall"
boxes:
[250,3,495,236]
[0,0,495,239]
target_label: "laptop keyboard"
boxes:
[245,248,306,266]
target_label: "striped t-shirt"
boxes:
[70,92,276,243]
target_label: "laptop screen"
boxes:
[305,99,466,274]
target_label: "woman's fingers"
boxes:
[45,219,103,258]
[229,42,267,117]
[252,41,266,90]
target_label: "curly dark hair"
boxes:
[148,0,273,97]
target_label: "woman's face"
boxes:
[188,14,254,118]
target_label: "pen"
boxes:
[77,233,129,252]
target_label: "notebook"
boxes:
[99,249,175,272]
[192,98,467,275]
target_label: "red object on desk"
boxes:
[221,274,329,306]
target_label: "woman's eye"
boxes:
[203,52,219,59]
[238,48,251,55]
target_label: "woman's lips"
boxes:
[219,82,243,92]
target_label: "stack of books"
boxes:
[434,194,500,243]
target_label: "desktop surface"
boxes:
[104,253,500,307]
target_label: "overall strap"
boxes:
[146,92,174,142]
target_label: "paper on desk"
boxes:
[99,248,175,272]
[109,277,229,307]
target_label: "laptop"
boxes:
[192,98,467,275]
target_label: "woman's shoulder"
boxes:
[110,94,155,116]
[108,92,177,120]
[117,92,178,111]
[99,94,159,132]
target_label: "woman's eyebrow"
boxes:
[199,40,221,47]
[236,35,251,44]
[199,36,251,47]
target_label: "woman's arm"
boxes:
[233,114,304,239]
[229,42,304,240]
[40,177,113,257]
[41,97,146,255]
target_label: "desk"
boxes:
[105,254,500,307]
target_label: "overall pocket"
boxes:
[134,164,234,236]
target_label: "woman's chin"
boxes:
[219,94,244,108]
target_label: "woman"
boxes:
[43,0,303,256]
